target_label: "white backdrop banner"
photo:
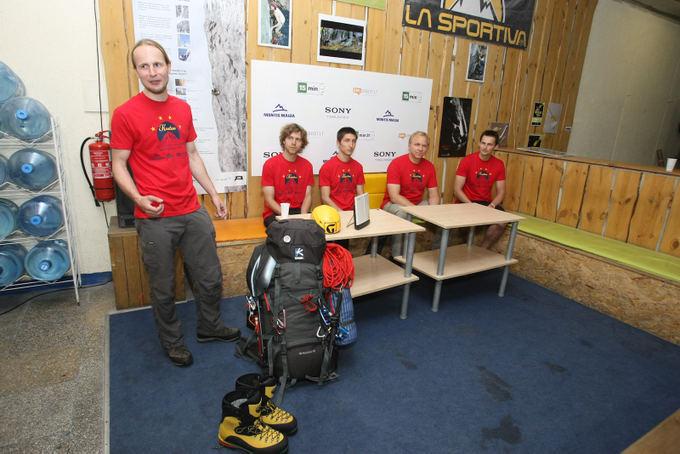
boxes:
[250,60,433,176]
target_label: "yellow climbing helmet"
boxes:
[312,205,341,234]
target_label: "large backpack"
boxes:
[237,219,338,402]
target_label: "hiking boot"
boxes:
[235,373,297,435]
[166,345,193,367]
[197,326,241,343]
[219,389,288,454]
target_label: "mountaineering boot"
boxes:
[219,389,288,454]
[235,373,298,435]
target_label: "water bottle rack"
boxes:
[0,119,80,302]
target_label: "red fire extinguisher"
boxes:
[80,131,115,205]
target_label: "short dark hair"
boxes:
[337,127,358,142]
[480,129,499,145]
[131,39,171,69]
[279,123,309,151]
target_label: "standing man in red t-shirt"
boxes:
[111,39,240,367]
[454,129,507,249]
[381,131,440,256]
[261,123,314,226]
[319,126,365,211]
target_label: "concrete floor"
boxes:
[0,281,114,453]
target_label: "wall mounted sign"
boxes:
[402,0,535,49]
[439,97,472,158]
[259,0,292,49]
[531,102,544,126]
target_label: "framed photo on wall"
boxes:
[438,97,472,157]
[317,14,366,66]
[258,0,292,49]
[466,42,488,83]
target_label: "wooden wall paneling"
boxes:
[383,0,405,75]
[603,169,642,241]
[518,155,544,215]
[535,158,563,221]
[659,182,680,257]
[538,0,576,150]
[504,154,526,211]
[555,161,588,227]
[553,0,598,153]
[491,151,509,201]
[122,234,144,306]
[108,235,130,307]
[627,173,675,249]
[517,0,550,150]
[580,165,614,234]
[473,44,504,143]
[426,32,451,173]
[331,3,365,70]
[401,27,429,77]
[496,48,524,149]
[441,157,462,203]
[99,0,137,115]
[365,4,387,72]
[226,191,247,219]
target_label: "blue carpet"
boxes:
[108,271,680,453]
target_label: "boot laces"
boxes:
[235,421,282,443]
[261,400,293,423]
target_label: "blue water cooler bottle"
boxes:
[8,148,57,190]
[0,155,8,186]
[0,96,52,141]
[0,243,27,286]
[17,195,63,236]
[0,198,18,240]
[0,61,25,107]
[24,239,69,281]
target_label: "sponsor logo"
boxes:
[298,81,326,95]
[294,247,304,260]
[307,130,324,137]
[402,91,423,102]
[357,130,375,141]
[264,104,296,118]
[376,110,400,123]
[324,106,352,119]
[263,151,282,158]
[339,171,353,183]
[353,87,378,96]
[398,133,407,139]
[373,151,397,158]
[410,170,424,183]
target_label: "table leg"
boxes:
[432,280,443,312]
[467,226,475,247]
[400,231,416,319]
[437,228,450,275]
[498,221,519,297]
[370,236,378,258]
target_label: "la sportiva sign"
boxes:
[402,0,536,50]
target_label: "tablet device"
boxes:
[353,192,370,230]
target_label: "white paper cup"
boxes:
[280,203,290,218]
[666,158,677,172]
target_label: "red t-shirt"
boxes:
[261,153,314,219]
[381,154,438,208]
[110,93,200,219]
[456,152,506,202]
[318,155,366,211]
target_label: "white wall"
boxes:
[568,0,680,165]
[0,0,114,275]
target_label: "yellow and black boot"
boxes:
[235,373,298,435]
[218,388,288,454]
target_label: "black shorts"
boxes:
[472,200,505,211]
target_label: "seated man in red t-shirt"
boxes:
[453,129,507,249]
[319,126,365,212]
[261,123,314,227]
[380,131,440,256]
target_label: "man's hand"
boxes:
[137,195,165,217]
[211,193,228,218]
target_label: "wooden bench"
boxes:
[490,151,680,345]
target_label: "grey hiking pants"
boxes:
[136,207,223,350]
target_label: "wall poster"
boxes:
[317,14,366,66]
[259,0,292,49]
[132,0,248,193]
[466,42,487,82]
[438,97,472,157]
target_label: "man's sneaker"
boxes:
[197,326,241,343]
[166,345,193,367]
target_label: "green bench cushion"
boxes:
[516,214,680,282]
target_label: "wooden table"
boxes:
[284,209,425,318]
[397,203,524,312]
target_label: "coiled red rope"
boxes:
[322,243,354,290]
